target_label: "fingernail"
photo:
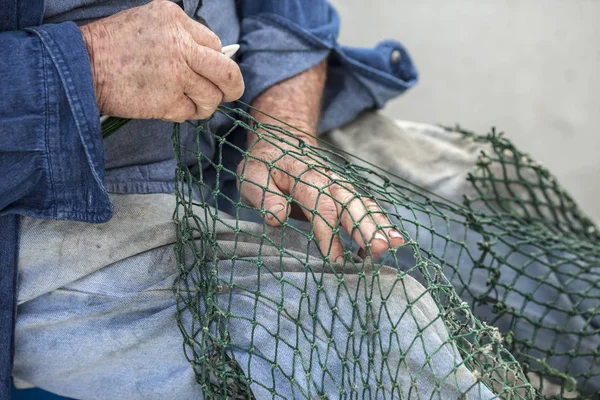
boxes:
[267,204,284,220]
[374,232,388,242]
[389,230,404,241]
[335,256,345,264]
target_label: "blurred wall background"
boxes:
[330,0,600,222]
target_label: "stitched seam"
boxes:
[10,208,113,223]
[335,49,415,88]
[249,14,415,89]
[40,40,58,219]
[251,14,330,50]
[30,26,106,193]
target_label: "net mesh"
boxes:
[104,106,599,399]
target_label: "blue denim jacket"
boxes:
[0,1,417,397]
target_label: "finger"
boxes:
[328,176,403,259]
[180,14,222,52]
[290,169,345,263]
[162,95,196,122]
[183,70,224,119]
[184,43,245,102]
[362,198,405,256]
[328,179,381,253]
[237,158,289,226]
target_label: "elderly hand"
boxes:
[79,0,244,122]
[236,58,403,262]
[237,130,405,263]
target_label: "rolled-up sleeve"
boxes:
[0,22,112,223]
[238,1,337,106]
[237,0,419,133]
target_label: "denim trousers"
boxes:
[13,189,494,399]
[324,113,598,397]
[16,113,588,399]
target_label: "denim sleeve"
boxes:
[0,22,113,223]
[237,1,418,133]
[237,0,338,105]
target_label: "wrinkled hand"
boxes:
[80,0,244,122]
[237,133,405,263]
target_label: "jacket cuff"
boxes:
[238,12,418,134]
[238,14,332,106]
[25,22,113,223]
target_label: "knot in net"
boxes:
[105,104,599,399]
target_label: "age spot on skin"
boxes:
[119,54,133,66]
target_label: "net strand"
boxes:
[103,104,599,399]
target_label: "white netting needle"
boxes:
[221,44,240,59]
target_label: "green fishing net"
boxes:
[103,107,599,399]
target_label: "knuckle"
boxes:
[319,203,339,221]
[163,114,185,123]
[194,104,217,119]
[207,33,222,52]
[159,0,182,13]
[308,170,330,187]
[336,188,355,204]
[170,111,190,123]
[164,103,194,123]
[161,112,174,121]
[364,198,381,212]
[192,26,221,51]
[202,86,223,107]
[328,178,347,195]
